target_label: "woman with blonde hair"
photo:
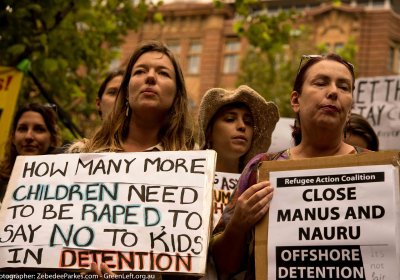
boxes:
[73,41,194,153]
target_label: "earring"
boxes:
[125,101,130,117]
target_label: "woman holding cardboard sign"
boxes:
[210,53,369,279]
[197,85,279,280]
[74,41,195,279]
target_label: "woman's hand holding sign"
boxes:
[81,262,114,279]
[230,181,274,232]
[212,181,273,276]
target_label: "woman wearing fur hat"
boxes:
[198,85,278,280]
[198,85,279,173]
[210,54,370,279]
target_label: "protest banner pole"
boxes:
[25,67,84,139]
[14,58,83,139]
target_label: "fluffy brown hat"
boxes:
[198,85,280,166]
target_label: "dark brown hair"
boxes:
[97,70,125,100]
[292,53,355,145]
[347,113,379,151]
[0,103,61,198]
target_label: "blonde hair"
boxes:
[83,41,194,152]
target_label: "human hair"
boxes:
[292,53,356,145]
[97,70,125,100]
[346,113,379,151]
[0,103,61,189]
[96,69,124,118]
[85,41,194,152]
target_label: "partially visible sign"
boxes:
[353,76,400,150]
[269,118,294,153]
[212,172,240,229]
[268,165,399,279]
[255,151,400,280]
[0,66,23,158]
[0,151,216,275]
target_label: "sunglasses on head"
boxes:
[297,54,354,75]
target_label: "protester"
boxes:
[345,113,379,151]
[73,41,194,153]
[74,41,195,278]
[198,85,279,173]
[198,85,279,280]
[210,53,370,279]
[0,103,61,204]
[67,70,124,152]
[96,69,124,120]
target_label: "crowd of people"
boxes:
[0,41,382,279]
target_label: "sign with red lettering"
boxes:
[212,172,240,229]
[266,165,399,279]
[0,151,216,275]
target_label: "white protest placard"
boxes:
[267,165,400,280]
[0,150,216,275]
[269,118,295,153]
[353,76,400,150]
[212,172,240,229]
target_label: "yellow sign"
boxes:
[0,66,23,158]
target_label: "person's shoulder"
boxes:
[353,146,372,153]
[66,138,90,153]
[243,149,289,171]
[251,149,289,163]
[266,149,290,161]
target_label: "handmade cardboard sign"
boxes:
[353,75,400,150]
[212,172,240,229]
[255,151,400,280]
[0,150,216,275]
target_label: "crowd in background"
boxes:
[0,41,382,279]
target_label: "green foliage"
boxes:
[237,26,317,118]
[235,5,314,117]
[235,2,357,118]
[316,36,358,73]
[334,37,357,72]
[0,0,149,141]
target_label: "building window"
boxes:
[334,42,344,52]
[223,40,241,74]
[187,41,202,75]
[388,46,395,71]
[397,48,400,74]
[109,47,121,71]
[388,45,400,74]
[166,41,181,60]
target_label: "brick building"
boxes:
[119,0,400,108]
